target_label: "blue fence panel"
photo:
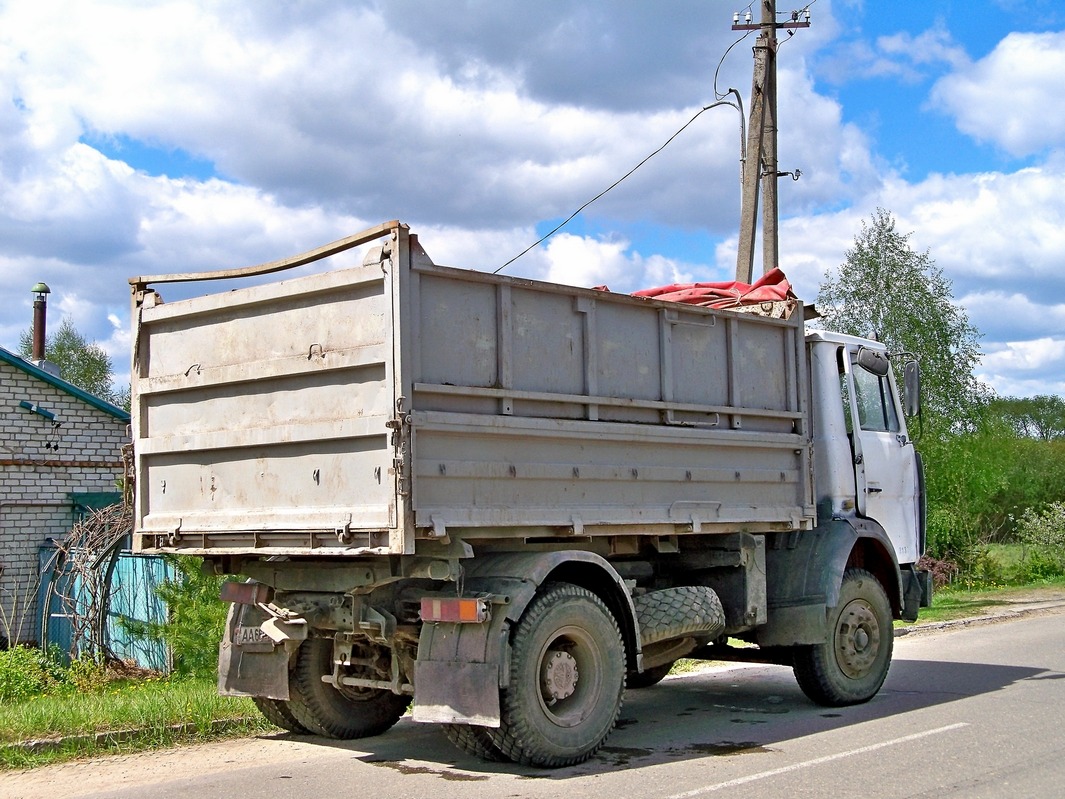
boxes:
[37,545,73,657]
[106,553,173,671]
[37,546,174,671]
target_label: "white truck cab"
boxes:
[808,330,925,569]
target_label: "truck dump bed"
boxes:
[131,222,814,556]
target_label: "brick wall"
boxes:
[0,359,128,645]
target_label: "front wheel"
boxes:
[793,568,894,706]
[488,583,626,767]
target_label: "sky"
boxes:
[1,0,1064,398]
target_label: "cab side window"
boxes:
[851,365,900,433]
[837,347,854,434]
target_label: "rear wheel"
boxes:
[488,583,626,767]
[793,568,893,706]
[286,637,410,739]
[442,724,509,762]
[252,696,312,734]
[626,662,673,689]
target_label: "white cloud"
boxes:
[776,166,1065,399]
[846,166,1065,304]
[932,31,1065,157]
[2,2,758,232]
[2,1,1065,402]
[877,25,970,73]
[778,68,886,211]
[960,291,1065,341]
[816,23,969,84]
[535,233,697,293]
[979,337,1065,397]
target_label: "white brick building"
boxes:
[0,346,129,646]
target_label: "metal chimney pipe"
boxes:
[31,282,51,362]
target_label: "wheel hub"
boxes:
[541,649,579,703]
[834,599,880,679]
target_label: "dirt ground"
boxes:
[2,734,321,799]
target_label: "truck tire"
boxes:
[442,724,509,762]
[286,637,411,739]
[626,662,673,689]
[252,697,312,734]
[488,583,626,767]
[634,586,725,646]
[792,568,893,707]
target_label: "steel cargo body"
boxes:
[131,222,815,556]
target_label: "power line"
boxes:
[493,96,742,275]
[494,6,815,275]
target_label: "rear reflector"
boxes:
[420,597,490,624]
[220,580,273,605]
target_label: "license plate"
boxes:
[234,625,270,647]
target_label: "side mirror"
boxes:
[903,360,921,417]
[855,347,890,377]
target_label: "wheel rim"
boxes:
[535,624,605,728]
[833,598,881,679]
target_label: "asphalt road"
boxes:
[7,608,1065,799]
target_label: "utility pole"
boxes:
[733,2,810,283]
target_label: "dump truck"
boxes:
[128,220,929,767]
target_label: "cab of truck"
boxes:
[806,330,926,570]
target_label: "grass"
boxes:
[897,578,1065,626]
[0,677,274,771]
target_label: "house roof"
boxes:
[0,345,130,422]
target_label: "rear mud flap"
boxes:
[412,661,501,725]
[412,614,510,726]
[218,638,291,699]
[218,602,291,699]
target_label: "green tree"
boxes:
[19,317,123,406]
[816,208,986,430]
[992,395,1065,441]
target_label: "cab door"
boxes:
[846,351,921,564]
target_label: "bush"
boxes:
[922,419,1065,548]
[925,506,993,579]
[0,647,120,702]
[1016,502,1065,549]
[65,655,109,693]
[1012,502,1065,582]
[1012,550,1065,583]
[0,646,59,701]
[916,555,958,589]
[960,547,1009,589]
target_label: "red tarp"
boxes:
[630,267,796,310]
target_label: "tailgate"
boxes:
[131,258,400,555]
